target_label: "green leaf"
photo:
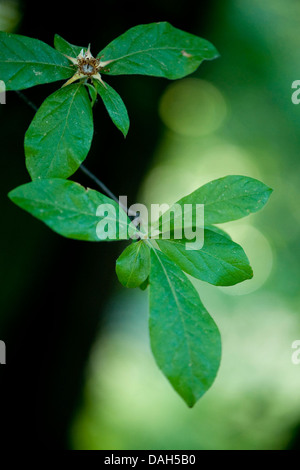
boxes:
[8,179,133,241]
[157,229,253,286]
[149,247,221,407]
[204,225,231,240]
[181,175,273,225]
[0,31,73,90]
[139,277,149,291]
[25,83,94,180]
[54,34,85,58]
[156,222,232,241]
[116,241,150,288]
[154,176,273,230]
[98,22,219,79]
[86,83,98,107]
[93,79,129,137]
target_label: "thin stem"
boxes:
[15,89,132,215]
[80,165,137,216]
[15,90,38,112]
[79,163,121,206]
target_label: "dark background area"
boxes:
[0,0,217,449]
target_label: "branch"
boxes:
[15,90,38,112]
[79,163,126,209]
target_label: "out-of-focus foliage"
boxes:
[0,0,20,32]
[70,0,300,450]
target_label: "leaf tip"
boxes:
[7,190,14,201]
[122,128,129,138]
[214,49,221,59]
[180,390,198,408]
[261,184,273,207]
[185,399,196,408]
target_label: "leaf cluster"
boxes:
[1,24,272,405]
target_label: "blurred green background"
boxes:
[1,0,300,450]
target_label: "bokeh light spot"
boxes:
[159,78,227,137]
